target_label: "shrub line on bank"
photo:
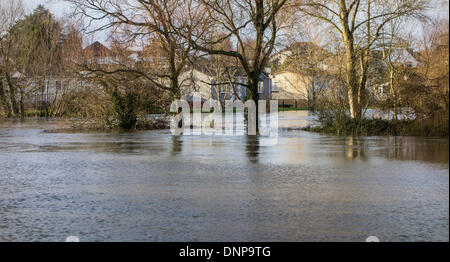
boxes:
[302,115,449,137]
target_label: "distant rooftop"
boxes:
[83,41,113,57]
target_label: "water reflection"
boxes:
[246,135,260,163]
[171,135,183,155]
[0,116,448,242]
[380,136,449,164]
[344,137,368,162]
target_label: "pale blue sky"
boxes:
[23,0,449,22]
[22,0,69,17]
[21,0,449,47]
[22,0,107,45]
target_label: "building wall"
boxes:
[272,72,308,100]
[258,78,272,101]
[179,69,212,101]
[391,49,419,68]
[179,69,276,103]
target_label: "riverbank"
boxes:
[0,116,170,132]
[303,116,449,137]
[279,107,310,111]
[2,111,448,137]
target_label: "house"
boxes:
[271,71,309,108]
[83,41,117,65]
[271,42,329,67]
[389,48,420,68]
[26,43,117,107]
[368,47,422,101]
[179,65,215,102]
[269,42,333,108]
[178,65,249,103]
[179,62,272,104]
[256,70,272,102]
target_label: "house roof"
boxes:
[83,41,113,57]
[259,71,270,79]
[182,56,249,79]
[276,42,328,57]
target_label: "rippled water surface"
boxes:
[0,112,448,241]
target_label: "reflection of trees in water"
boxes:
[66,140,148,154]
[171,135,183,155]
[344,137,368,162]
[382,137,449,164]
[246,135,260,163]
[334,136,449,164]
[323,137,368,162]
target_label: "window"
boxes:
[258,81,264,93]
[272,81,279,92]
[239,85,246,97]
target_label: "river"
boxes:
[0,111,448,241]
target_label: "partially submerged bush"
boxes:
[109,88,138,129]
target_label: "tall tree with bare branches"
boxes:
[0,0,25,117]
[296,0,426,120]
[188,0,289,132]
[69,0,206,100]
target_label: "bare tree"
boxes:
[380,19,411,120]
[277,36,333,110]
[0,0,25,117]
[69,0,206,100]
[416,18,449,122]
[198,35,244,101]
[296,0,426,120]
[16,5,66,117]
[188,0,289,132]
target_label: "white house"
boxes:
[390,48,420,68]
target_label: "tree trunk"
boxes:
[345,53,360,120]
[19,86,25,118]
[0,77,12,117]
[171,77,180,100]
[40,82,45,117]
[340,0,362,120]
[310,80,316,110]
[5,73,19,116]
[389,72,398,121]
[249,73,260,134]
[358,49,370,118]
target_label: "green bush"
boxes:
[109,88,138,129]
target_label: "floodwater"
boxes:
[0,111,448,242]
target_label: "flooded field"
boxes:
[0,112,448,241]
